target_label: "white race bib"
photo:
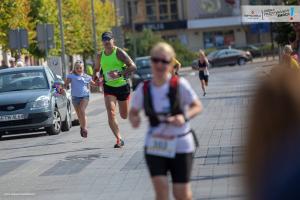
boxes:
[106,70,120,81]
[147,134,177,158]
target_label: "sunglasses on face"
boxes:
[151,57,172,65]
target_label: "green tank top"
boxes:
[100,47,127,87]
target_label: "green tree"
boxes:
[273,0,298,46]
[0,0,32,52]
[126,29,197,65]
[0,0,116,59]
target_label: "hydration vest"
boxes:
[143,76,183,127]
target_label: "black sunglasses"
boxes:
[151,57,172,65]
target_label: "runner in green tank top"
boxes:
[94,31,136,148]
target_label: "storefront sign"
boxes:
[188,0,240,20]
[135,21,187,32]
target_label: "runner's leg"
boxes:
[105,95,121,140]
[118,99,129,119]
[79,99,89,130]
[200,80,206,93]
[152,176,169,200]
[173,183,192,200]
[74,106,82,127]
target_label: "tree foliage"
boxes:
[126,29,197,66]
[0,0,116,58]
[273,0,298,46]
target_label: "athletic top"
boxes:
[100,47,127,87]
[67,73,92,97]
[198,60,208,69]
[131,76,199,153]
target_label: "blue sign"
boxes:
[250,23,270,33]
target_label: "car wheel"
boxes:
[0,132,4,140]
[46,107,62,135]
[238,58,246,65]
[61,105,72,132]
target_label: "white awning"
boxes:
[188,16,242,29]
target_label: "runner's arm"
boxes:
[185,99,202,120]
[129,108,141,128]
[116,48,137,77]
[93,53,101,80]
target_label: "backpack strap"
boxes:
[168,76,183,115]
[143,76,183,127]
[143,80,160,127]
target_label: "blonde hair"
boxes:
[283,45,293,55]
[199,49,206,57]
[150,42,176,60]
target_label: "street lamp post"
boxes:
[131,0,137,59]
[57,0,66,78]
[91,0,98,63]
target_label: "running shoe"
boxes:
[114,139,124,148]
[203,92,206,96]
[80,127,84,137]
[82,129,88,138]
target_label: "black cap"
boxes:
[101,32,113,41]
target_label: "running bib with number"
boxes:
[106,70,121,81]
[146,134,177,158]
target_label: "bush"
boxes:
[125,29,198,66]
[169,40,198,67]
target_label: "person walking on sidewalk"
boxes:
[281,45,300,70]
[94,31,136,148]
[64,60,96,138]
[129,42,202,200]
[198,50,209,96]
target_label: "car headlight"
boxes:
[31,96,50,110]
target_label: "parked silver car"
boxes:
[0,66,72,138]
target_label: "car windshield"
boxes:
[136,58,151,69]
[0,70,49,93]
[207,51,218,59]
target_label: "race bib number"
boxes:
[106,70,121,81]
[147,134,177,158]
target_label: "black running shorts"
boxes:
[199,71,208,82]
[103,83,130,101]
[145,151,194,183]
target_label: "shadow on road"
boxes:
[0,131,48,141]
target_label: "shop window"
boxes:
[203,30,235,48]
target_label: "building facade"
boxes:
[115,0,271,52]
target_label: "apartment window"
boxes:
[127,0,138,23]
[146,0,178,22]
[159,0,169,20]
[170,0,178,20]
[146,0,157,22]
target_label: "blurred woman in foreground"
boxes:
[246,66,300,200]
